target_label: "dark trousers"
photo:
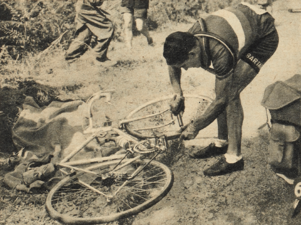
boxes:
[65,24,114,62]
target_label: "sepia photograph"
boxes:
[1,0,301,224]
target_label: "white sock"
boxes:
[214,139,228,148]
[224,153,243,164]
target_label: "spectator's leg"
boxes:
[93,30,114,62]
[123,12,134,49]
[65,25,91,62]
[135,18,153,45]
[135,8,153,45]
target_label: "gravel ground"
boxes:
[1,0,301,224]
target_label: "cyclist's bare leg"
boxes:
[223,60,258,157]
[225,96,243,157]
[215,78,228,147]
[217,111,228,141]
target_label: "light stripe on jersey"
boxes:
[212,10,245,52]
[241,2,268,15]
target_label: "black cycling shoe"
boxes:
[189,143,228,159]
[203,156,244,176]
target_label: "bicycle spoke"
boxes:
[124,95,212,139]
[128,187,151,192]
[118,198,133,210]
[144,171,165,180]
[142,179,168,185]
[46,159,173,224]
[133,119,175,131]
[124,191,149,201]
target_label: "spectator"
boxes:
[121,0,153,49]
[65,0,115,66]
[163,2,279,176]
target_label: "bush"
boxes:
[148,0,236,26]
[0,1,76,59]
[0,0,277,60]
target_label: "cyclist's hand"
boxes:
[179,123,198,141]
[169,94,185,116]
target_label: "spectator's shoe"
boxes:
[271,166,298,185]
[65,52,78,64]
[189,143,228,159]
[65,57,78,65]
[96,57,117,67]
[147,37,154,46]
[203,156,244,176]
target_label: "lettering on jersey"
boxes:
[246,53,262,68]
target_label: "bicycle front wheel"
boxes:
[124,94,213,140]
[46,159,173,224]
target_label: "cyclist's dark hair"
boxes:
[163,32,197,65]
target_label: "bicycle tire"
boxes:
[124,94,213,140]
[46,159,173,224]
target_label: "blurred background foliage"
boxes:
[0,0,275,60]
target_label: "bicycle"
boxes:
[45,90,213,224]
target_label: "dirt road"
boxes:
[1,0,301,224]
[132,1,301,224]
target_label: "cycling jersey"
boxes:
[188,2,279,77]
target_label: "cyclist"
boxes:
[163,2,278,176]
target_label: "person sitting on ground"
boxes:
[163,1,279,176]
[65,0,115,66]
[121,0,153,49]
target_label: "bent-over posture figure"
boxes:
[163,2,278,176]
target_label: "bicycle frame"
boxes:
[47,91,213,224]
[55,90,176,202]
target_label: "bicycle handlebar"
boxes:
[84,90,115,134]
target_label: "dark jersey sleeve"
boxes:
[210,40,234,77]
[188,21,235,79]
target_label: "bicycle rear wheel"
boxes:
[46,159,173,224]
[124,94,212,140]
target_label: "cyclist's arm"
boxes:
[192,60,258,131]
[168,66,183,96]
[192,74,232,130]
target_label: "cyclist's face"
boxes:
[172,48,202,71]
